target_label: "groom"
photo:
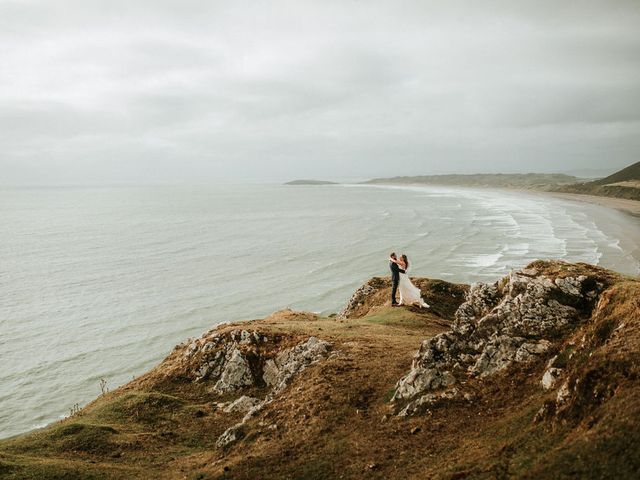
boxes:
[389,252,405,306]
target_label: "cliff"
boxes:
[1,261,639,479]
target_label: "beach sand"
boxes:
[548,192,640,218]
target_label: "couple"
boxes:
[389,252,429,308]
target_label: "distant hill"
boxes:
[284,179,338,185]
[591,161,640,185]
[557,161,640,201]
[364,173,578,190]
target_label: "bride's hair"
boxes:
[401,254,409,268]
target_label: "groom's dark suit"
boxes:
[390,260,405,305]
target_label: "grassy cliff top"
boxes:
[1,261,639,480]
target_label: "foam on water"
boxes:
[1,184,639,439]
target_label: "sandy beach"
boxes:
[548,192,640,218]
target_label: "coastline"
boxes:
[546,191,640,218]
[353,182,640,277]
[3,183,640,441]
[361,182,640,218]
[355,178,640,218]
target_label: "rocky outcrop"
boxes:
[262,337,333,393]
[392,264,605,415]
[338,277,389,319]
[180,329,333,447]
[185,329,331,393]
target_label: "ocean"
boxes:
[1,184,639,439]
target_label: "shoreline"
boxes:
[357,182,640,218]
[545,191,640,218]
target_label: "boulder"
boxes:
[392,266,603,415]
[223,396,262,414]
[214,348,254,393]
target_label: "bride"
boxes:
[392,254,430,308]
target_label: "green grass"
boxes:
[362,307,427,328]
[5,422,119,456]
[90,391,185,425]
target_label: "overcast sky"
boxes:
[1,0,639,184]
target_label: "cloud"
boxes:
[0,0,639,184]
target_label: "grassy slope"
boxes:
[1,268,639,480]
[556,161,640,201]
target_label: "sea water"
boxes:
[1,184,639,438]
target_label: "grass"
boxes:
[1,263,638,479]
[89,391,185,425]
[362,307,430,328]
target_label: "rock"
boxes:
[216,423,246,448]
[223,396,262,414]
[392,368,456,401]
[213,348,254,393]
[392,266,604,416]
[338,277,389,319]
[262,337,332,393]
[556,381,571,405]
[189,329,332,400]
[183,331,333,440]
[411,426,422,434]
[541,367,563,390]
[397,388,461,416]
[554,276,587,297]
[262,359,279,388]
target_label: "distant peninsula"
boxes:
[284,179,338,185]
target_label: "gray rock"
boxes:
[190,330,331,397]
[541,367,563,390]
[556,381,571,405]
[263,337,332,393]
[262,359,279,388]
[223,396,262,414]
[398,388,460,416]
[392,368,455,401]
[392,267,602,416]
[216,423,246,448]
[213,348,254,393]
[554,275,586,297]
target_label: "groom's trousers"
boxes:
[391,275,399,304]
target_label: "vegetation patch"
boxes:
[91,391,185,425]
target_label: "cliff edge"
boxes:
[1,261,638,479]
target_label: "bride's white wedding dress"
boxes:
[399,267,429,308]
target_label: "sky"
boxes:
[1,0,639,185]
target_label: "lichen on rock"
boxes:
[392,264,604,415]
